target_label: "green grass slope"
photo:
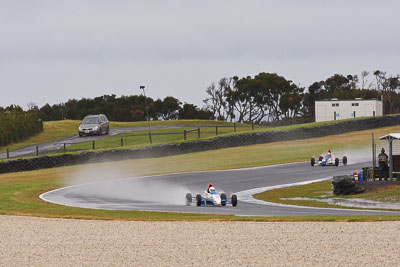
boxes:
[0,120,250,154]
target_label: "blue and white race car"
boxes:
[186,186,237,207]
[311,151,347,167]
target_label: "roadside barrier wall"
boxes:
[1,115,400,174]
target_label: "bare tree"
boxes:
[361,71,369,90]
[27,101,37,111]
[203,79,229,120]
[204,83,220,120]
[219,77,236,121]
[374,70,386,91]
[374,70,400,114]
[387,75,400,114]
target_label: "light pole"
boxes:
[140,85,152,144]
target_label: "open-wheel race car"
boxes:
[311,150,347,167]
[185,186,237,207]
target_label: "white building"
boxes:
[315,98,383,122]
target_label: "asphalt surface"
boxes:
[41,160,400,216]
[0,126,184,159]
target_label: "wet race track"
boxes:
[41,161,400,216]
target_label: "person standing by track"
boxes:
[378,148,389,181]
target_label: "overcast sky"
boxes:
[1,0,399,109]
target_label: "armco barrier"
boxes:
[1,115,400,174]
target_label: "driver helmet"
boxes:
[208,183,213,188]
[381,148,385,153]
[328,149,331,153]
[209,186,216,192]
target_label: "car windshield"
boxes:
[82,117,99,124]
[210,191,218,194]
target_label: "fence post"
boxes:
[184,130,187,140]
[374,143,377,180]
[216,126,218,136]
[252,122,254,130]
[372,133,375,174]
[36,145,39,156]
[63,143,66,153]
[121,138,124,147]
[92,140,95,150]
[234,123,236,132]
[6,148,9,159]
[198,128,200,139]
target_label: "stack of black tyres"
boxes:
[332,175,365,195]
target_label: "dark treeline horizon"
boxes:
[1,70,399,123]
[1,95,214,122]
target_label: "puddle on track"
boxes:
[282,197,400,210]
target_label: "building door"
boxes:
[334,111,336,120]
[353,111,356,118]
[366,104,374,116]
[316,105,326,122]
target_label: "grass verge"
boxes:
[253,180,400,211]
[65,125,254,152]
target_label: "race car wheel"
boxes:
[311,157,315,166]
[343,156,348,166]
[220,193,227,206]
[186,193,192,206]
[196,194,202,206]
[318,155,323,161]
[231,194,238,207]
[335,158,339,166]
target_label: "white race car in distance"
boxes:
[186,187,237,207]
[311,152,347,167]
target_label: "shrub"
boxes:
[0,110,43,148]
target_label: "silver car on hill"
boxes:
[78,114,109,137]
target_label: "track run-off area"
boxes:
[41,160,400,216]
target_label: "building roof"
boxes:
[379,133,400,140]
[315,98,381,102]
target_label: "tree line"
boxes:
[28,95,213,122]
[0,105,43,147]
[204,70,400,123]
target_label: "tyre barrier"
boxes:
[332,175,365,195]
[1,115,400,174]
